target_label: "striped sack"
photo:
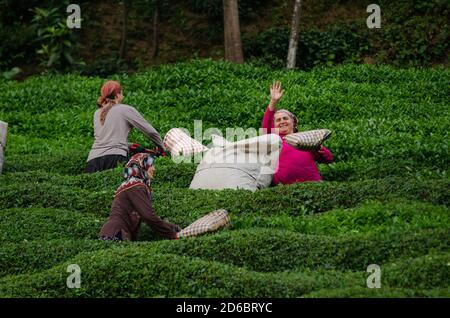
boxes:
[163,128,208,156]
[284,129,332,151]
[177,209,230,239]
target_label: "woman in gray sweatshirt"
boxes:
[86,80,165,173]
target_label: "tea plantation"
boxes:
[0,60,448,297]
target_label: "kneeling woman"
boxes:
[99,153,180,241]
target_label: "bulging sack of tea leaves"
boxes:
[284,129,332,151]
[177,209,230,239]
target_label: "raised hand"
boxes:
[270,81,284,101]
[269,81,284,111]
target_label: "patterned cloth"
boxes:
[115,153,155,197]
[284,129,332,151]
[177,209,230,238]
[163,128,208,157]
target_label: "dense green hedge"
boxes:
[1,201,447,276]
[0,239,111,277]
[233,200,450,235]
[305,252,450,297]
[0,247,447,298]
[1,177,448,220]
[0,208,103,242]
[304,286,450,298]
[3,150,447,182]
[0,249,364,298]
[1,62,448,180]
[143,228,449,273]
[382,252,450,290]
[2,61,448,128]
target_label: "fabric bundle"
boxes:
[284,129,332,151]
[163,128,208,157]
[177,209,231,238]
[189,134,282,191]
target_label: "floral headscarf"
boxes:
[115,153,155,197]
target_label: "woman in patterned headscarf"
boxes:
[99,153,181,241]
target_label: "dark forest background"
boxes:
[1,0,449,79]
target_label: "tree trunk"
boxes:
[119,0,131,60]
[223,0,244,63]
[151,0,160,59]
[0,121,7,174]
[286,0,302,69]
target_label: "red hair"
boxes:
[96,80,122,125]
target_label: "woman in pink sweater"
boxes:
[262,81,333,185]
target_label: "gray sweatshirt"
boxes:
[87,104,165,162]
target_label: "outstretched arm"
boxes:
[262,81,284,134]
[127,185,180,240]
[262,107,275,134]
[124,106,165,150]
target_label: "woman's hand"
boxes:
[316,145,326,155]
[269,81,284,111]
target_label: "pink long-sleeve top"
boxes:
[262,107,333,185]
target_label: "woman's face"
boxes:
[147,165,155,180]
[115,90,124,104]
[274,112,295,135]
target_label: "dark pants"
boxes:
[85,154,128,173]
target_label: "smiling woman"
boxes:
[261,81,333,185]
[274,109,298,134]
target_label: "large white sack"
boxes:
[189,134,282,191]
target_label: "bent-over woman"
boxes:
[99,153,180,241]
[86,80,165,173]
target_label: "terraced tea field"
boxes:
[0,60,448,297]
